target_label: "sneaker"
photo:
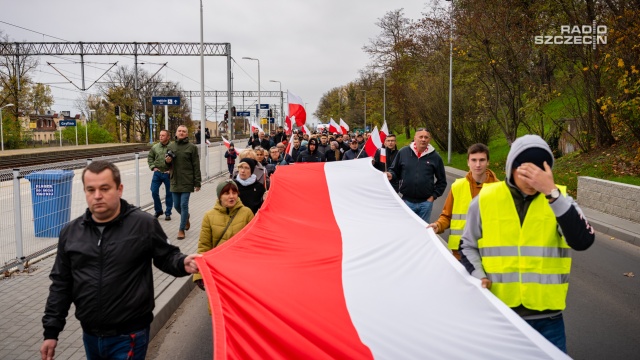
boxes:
[154,211,164,218]
[165,215,171,221]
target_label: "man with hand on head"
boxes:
[40,161,201,360]
[460,134,595,353]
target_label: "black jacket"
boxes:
[388,145,447,202]
[248,135,261,149]
[290,146,306,163]
[273,132,287,145]
[373,147,400,191]
[235,179,265,214]
[43,200,188,340]
[260,139,273,151]
[296,149,326,163]
[342,148,368,160]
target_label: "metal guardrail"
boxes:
[1,143,232,274]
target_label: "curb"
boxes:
[151,275,196,339]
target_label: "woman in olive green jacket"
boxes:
[193,180,254,289]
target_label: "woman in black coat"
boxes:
[234,158,266,214]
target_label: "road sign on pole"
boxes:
[259,104,270,109]
[152,96,181,106]
[237,111,251,117]
[59,120,76,127]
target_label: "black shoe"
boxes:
[165,215,171,221]
[154,211,164,218]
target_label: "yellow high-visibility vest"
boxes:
[448,178,472,250]
[478,181,571,311]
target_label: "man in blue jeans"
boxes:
[147,129,173,220]
[40,161,202,360]
[386,128,447,223]
[165,125,201,240]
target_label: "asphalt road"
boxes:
[148,174,640,359]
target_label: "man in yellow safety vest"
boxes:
[460,134,595,353]
[428,143,499,260]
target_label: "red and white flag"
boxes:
[379,120,389,143]
[285,138,294,158]
[221,136,230,149]
[364,126,382,157]
[196,160,569,360]
[300,124,310,135]
[284,116,292,135]
[379,147,386,163]
[288,91,307,126]
[339,118,349,134]
[329,118,342,134]
[250,121,261,133]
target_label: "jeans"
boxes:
[172,192,191,230]
[404,199,434,223]
[227,163,235,177]
[150,171,172,216]
[82,327,150,360]
[525,313,567,353]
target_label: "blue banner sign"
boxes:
[152,96,181,106]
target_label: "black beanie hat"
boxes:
[513,148,553,170]
[238,158,257,174]
[308,138,318,147]
[229,142,234,148]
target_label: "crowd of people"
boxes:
[39,124,595,359]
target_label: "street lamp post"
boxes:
[88,109,95,146]
[1,103,15,151]
[269,80,283,128]
[243,57,260,130]
[446,0,454,164]
[360,90,367,132]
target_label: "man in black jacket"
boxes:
[290,137,306,163]
[40,161,201,360]
[386,128,447,223]
[373,134,399,191]
[296,138,325,163]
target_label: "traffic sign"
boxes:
[152,96,181,106]
[259,104,270,109]
[237,111,251,116]
[59,120,76,127]
[260,118,268,124]
[269,118,275,123]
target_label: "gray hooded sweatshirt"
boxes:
[459,135,595,318]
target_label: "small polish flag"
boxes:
[329,118,342,134]
[364,126,382,157]
[251,122,261,133]
[301,124,311,135]
[285,116,292,135]
[339,118,349,134]
[380,147,386,163]
[380,121,389,143]
[288,91,307,126]
[222,136,230,149]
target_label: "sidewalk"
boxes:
[0,174,230,360]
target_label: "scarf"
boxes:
[235,174,257,186]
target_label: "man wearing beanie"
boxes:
[296,138,326,163]
[460,134,595,353]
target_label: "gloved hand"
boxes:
[195,279,205,291]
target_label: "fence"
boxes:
[0,142,231,273]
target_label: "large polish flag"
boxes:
[221,136,230,149]
[339,118,349,134]
[364,125,382,157]
[328,118,342,134]
[300,124,310,135]
[287,91,307,126]
[196,159,568,360]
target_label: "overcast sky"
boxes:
[1,0,434,124]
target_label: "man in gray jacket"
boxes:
[147,129,172,220]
